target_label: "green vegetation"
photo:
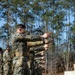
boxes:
[0,0,75,74]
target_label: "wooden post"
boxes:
[64,71,75,75]
[64,64,75,75]
[73,64,75,71]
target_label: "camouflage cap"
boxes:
[16,24,26,29]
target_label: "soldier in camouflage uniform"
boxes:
[0,47,3,75]
[12,24,50,75]
[27,43,48,75]
[30,44,48,75]
[3,46,11,75]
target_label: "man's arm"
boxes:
[27,38,50,47]
[3,51,11,62]
[12,33,51,42]
[27,41,43,47]
[25,33,51,41]
[3,52,6,62]
[30,44,49,53]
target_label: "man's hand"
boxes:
[36,51,44,55]
[41,32,52,39]
[41,56,45,59]
[40,51,44,55]
[44,39,50,44]
[44,44,49,50]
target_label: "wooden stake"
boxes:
[73,64,75,71]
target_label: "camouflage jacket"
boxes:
[3,50,11,64]
[12,32,43,55]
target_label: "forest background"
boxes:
[0,0,75,74]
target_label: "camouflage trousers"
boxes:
[13,56,30,75]
[3,63,11,75]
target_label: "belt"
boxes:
[15,51,28,57]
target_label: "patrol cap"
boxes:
[0,47,2,51]
[16,24,26,29]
